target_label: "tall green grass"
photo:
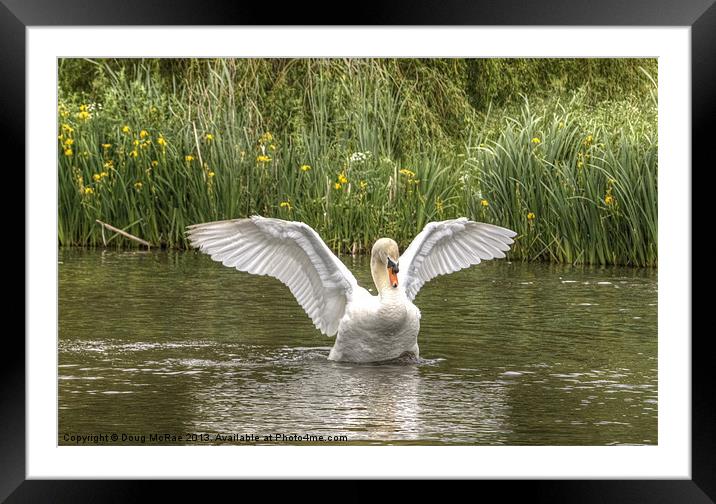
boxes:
[470,91,657,266]
[58,58,657,266]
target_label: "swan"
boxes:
[186,216,516,363]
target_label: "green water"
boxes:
[58,249,657,445]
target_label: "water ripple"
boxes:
[59,250,657,445]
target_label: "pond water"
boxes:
[58,248,657,445]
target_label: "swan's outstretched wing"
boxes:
[398,218,517,301]
[186,216,358,337]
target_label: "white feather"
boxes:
[398,218,517,301]
[186,216,358,337]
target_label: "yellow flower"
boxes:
[139,130,149,139]
[77,110,90,121]
[399,168,416,178]
[64,148,73,157]
[583,134,594,146]
[185,154,195,162]
[605,194,615,206]
[338,173,348,184]
[151,160,159,167]
[103,160,113,169]
[64,138,74,146]
[527,212,536,220]
[256,155,271,163]
[61,124,74,133]
[130,149,139,158]
[300,164,311,172]
[93,173,101,181]
[279,201,292,210]
[207,171,215,178]
[134,181,143,190]
[79,104,88,112]
[84,187,94,195]
[480,199,489,207]
[102,143,112,149]
[558,121,564,129]
[100,171,108,178]
[359,180,368,190]
[259,132,273,144]
[122,125,131,134]
[157,135,167,147]
[334,182,342,190]
[531,137,541,144]
[205,133,214,141]
[133,139,140,147]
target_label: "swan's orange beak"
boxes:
[388,267,398,288]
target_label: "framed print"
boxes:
[7,0,711,500]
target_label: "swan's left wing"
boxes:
[186,216,359,337]
[398,218,517,301]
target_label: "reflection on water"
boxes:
[59,249,657,445]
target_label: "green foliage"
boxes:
[468,90,657,266]
[465,58,657,110]
[57,58,657,266]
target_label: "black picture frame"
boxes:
[6,0,709,500]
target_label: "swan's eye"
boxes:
[387,257,399,273]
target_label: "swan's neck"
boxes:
[371,254,399,298]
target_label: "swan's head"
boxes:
[371,238,400,289]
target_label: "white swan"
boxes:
[186,216,516,363]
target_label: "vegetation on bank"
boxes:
[58,58,657,266]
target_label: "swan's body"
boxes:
[329,270,421,362]
[187,216,516,363]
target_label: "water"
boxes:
[58,249,657,445]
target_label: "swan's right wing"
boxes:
[398,218,517,301]
[186,216,358,337]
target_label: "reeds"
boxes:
[58,58,657,266]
